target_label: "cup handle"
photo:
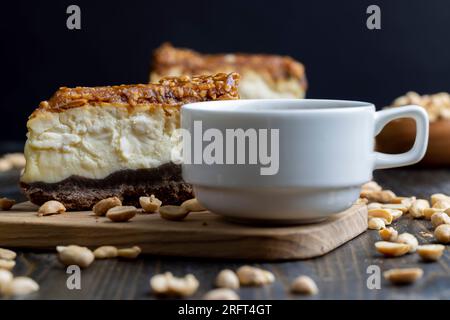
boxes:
[373,105,429,169]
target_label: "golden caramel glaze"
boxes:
[151,43,307,90]
[32,72,240,117]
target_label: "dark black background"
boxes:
[1,0,449,143]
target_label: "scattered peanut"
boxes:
[93,246,118,259]
[0,198,15,211]
[2,153,26,169]
[93,197,122,216]
[417,244,445,261]
[38,200,66,216]
[290,275,319,295]
[139,195,162,213]
[215,269,240,289]
[375,241,410,257]
[396,233,418,253]
[391,196,416,209]
[381,203,409,214]
[361,190,396,203]
[384,268,423,285]
[203,288,239,300]
[106,206,137,222]
[1,276,39,296]
[0,269,13,290]
[379,227,398,242]
[434,224,450,244]
[431,211,450,228]
[150,272,199,297]
[432,199,450,210]
[159,205,189,221]
[368,208,394,224]
[57,245,95,268]
[181,198,206,212]
[361,181,382,192]
[409,199,430,219]
[0,248,16,260]
[0,259,15,270]
[117,246,141,259]
[368,217,385,230]
[236,266,275,286]
[431,193,450,206]
[423,208,444,220]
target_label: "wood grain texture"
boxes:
[0,202,367,261]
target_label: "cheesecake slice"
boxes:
[150,43,307,99]
[20,73,240,210]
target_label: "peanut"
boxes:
[409,199,430,218]
[361,190,396,203]
[117,246,141,259]
[290,275,319,295]
[391,196,416,209]
[236,266,275,286]
[139,195,162,213]
[215,269,240,289]
[38,200,66,216]
[0,259,15,270]
[0,269,13,291]
[1,276,39,296]
[159,205,189,221]
[379,227,398,242]
[181,198,206,212]
[367,202,382,210]
[150,272,199,297]
[368,208,395,224]
[417,244,445,261]
[432,199,450,210]
[368,217,385,230]
[423,208,444,220]
[93,246,118,259]
[431,193,450,206]
[384,268,423,285]
[57,245,95,268]
[106,206,137,222]
[203,288,239,300]
[396,233,418,253]
[435,224,450,244]
[93,197,122,216]
[0,198,15,211]
[431,211,450,228]
[361,181,382,192]
[375,241,410,257]
[3,153,26,168]
[0,248,16,260]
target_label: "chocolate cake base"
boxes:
[20,163,194,210]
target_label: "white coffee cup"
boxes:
[181,99,429,224]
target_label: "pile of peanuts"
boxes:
[390,91,450,122]
[361,181,449,285]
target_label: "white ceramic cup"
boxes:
[181,99,429,224]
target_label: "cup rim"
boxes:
[182,99,375,114]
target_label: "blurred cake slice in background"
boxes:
[150,43,307,99]
[20,73,240,210]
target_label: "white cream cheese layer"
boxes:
[21,104,179,184]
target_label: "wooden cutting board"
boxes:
[0,202,367,261]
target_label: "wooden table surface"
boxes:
[1,167,449,300]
